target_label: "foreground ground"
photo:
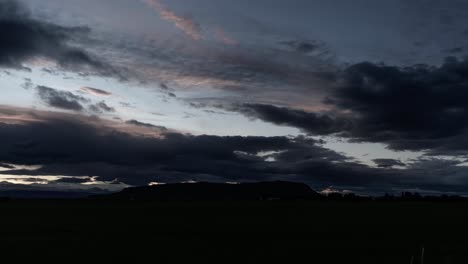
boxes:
[0,200,467,263]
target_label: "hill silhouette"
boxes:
[98,181,319,201]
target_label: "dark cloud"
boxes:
[89,101,115,113]
[0,163,15,169]
[446,47,464,54]
[0,114,467,194]
[0,114,351,188]
[36,85,89,111]
[279,40,332,56]
[327,57,468,153]
[373,159,406,168]
[51,177,93,184]
[160,83,170,90]
[0,118,326,185]
[229,57,468,155]
[125,120,168,131]
[0,0,124,78]
[233,103,351,135]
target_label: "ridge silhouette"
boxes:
[99,181,320,201]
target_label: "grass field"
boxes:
[0,200,467,263]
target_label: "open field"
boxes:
[0,200,467,263]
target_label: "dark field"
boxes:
[1,200,468,263]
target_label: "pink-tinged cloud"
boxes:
[214,27,238,45]
[0,105,172,138]
[142,0,203,40]
[80,87,112,96]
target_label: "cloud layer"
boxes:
[142,0,203,40]
[328,57,468,153]
[0,0,124,77]
[1,0,468,195]
[231,57,468,156]
[1,106,468,194]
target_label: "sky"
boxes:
[1,0,468,195]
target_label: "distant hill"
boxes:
[97,181,320,201]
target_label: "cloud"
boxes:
[0,105,168,137]
[126,120,168,131]
[142,0,203,40]
[89,101,115,114]
[0,106,353,187]
[232,103,351,135]
[21,78,33,90]
[80,87,112,96]
[446,47,464,54]
[279,40,332,57]
[326,57,468,153]
[0,163,15,169]
[127,40,335,109]
[0,117,326,185]
[214,27,238,45]
[1,106,468,194]
[37,86,114,114]
[0,0,125,78]
[227,57,468,155]
[51,177,93,184]
[94,26,336,110]
[373,159,406,168]
[36,86,89,111]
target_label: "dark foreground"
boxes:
[1,200,467,263]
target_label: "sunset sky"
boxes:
[2,0,468,195]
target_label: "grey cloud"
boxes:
[373,159,406,168]
[21,78,33,90]
[89,101,115,114]
[279,40,333,57]
[36,85,89,111]
[446,47,464,54]
[232,103,351,135]
[0,163,15,169]
[125,120,168,131]
[228,57,468,155]
[327,57,468,153]
[107,35,336,108]
[0,113,467,194]
[0,0,126,78]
